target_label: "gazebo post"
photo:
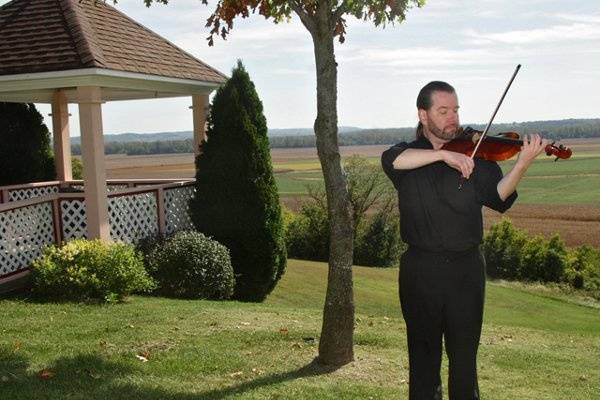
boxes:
[77,86,110,240]
[192,94,209,156]
[51,89,72,182]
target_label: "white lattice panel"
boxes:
[109,192,158,243]
[8,185,59,202]
[164,186,195,235]
[61,199,88,240]
[0,202,55,277]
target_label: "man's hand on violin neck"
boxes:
[440,150,474,179]
[517,134,549,167]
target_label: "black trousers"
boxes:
[399,246,485,400]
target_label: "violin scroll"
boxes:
[545,142,572,161]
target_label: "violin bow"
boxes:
[459,64,521,189]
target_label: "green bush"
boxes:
[0,102,56,185]
[285,204,405,267]
[565,245,600,294]
[355,211,404,267]
[285,202,330,262]
[483,219,528,279]
[71,158,83,180]
[136,232,167,265]
[32,239,155,302]
[190,61,286,302]
[519,235,566,282]
[147,231,235,300]
[581,251,600,294]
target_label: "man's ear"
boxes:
[418,109,427,125]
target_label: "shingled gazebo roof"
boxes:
[0,0,227,102]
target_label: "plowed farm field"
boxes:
[103,138,600,248]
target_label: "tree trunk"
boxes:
[311,8,355,366]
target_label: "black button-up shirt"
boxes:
[381,135,517,252]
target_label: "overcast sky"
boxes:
[3,0,600,136]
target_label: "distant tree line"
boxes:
[72,139,195,156]
[70,119,600,155]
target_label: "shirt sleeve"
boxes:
[475,160,517,213]
[381,142,410,190]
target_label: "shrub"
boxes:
[285,203,405,267]
[71,158,83,180]
[190,61,286,302]
[285,202,330,262]
[32,239,154,302]
[147,231,235,300]
[519,235,566,282]
[483,218,528,279]
[564,245,600,294]
[136,232,167,266]
[0,102,55,185]
[355,211,404,267]
[564,245,591,289]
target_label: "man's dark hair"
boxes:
[416,81,455,138]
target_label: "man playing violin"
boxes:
[381,81,548,400]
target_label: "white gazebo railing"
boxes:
[0,180,196,285]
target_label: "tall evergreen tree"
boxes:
[0,102,55,186]
[190,60,286,302]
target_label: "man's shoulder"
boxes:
[388,136,429,149]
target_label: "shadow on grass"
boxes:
[0,346,342,400]
[195,357,342,399]
[0,284,145,306]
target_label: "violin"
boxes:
[442,127,572,162]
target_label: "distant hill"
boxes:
[69,118,600,155]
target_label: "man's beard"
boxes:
[426,117,458,141]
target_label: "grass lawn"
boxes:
[1,260,599,399]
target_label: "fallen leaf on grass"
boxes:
[230,371,243,378]
[279,327,289,335]
[38,369,55,380]
[135,354,149,362]
[14,341,22,351]
[1,376,9,382]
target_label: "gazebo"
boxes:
[0,0,227,289]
